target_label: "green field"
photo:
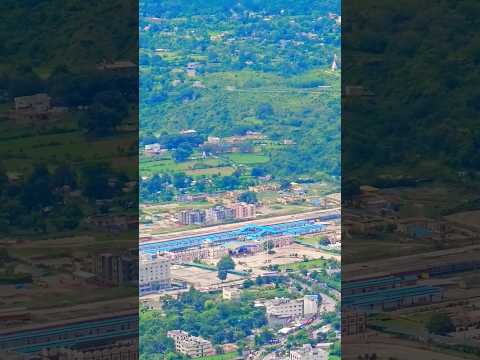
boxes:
[0,121,137,175]
[140,154,233,176]
[297,235,324,247]
[279,258,327,271]
[224,153,270,165]
[140,151,270,177]
[198,352,237,360]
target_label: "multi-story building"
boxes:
[14,93,51,112]
[178,209,206,225]
[139,253,171,293]
[265,295,320,325]
[265,298,303,319]
[290,344,328,360]
[93,253,138,285]
[342,310,367,337]
[303,295,320,317]
[144,143,167,156]
[39,342,138,360]
[205,205,234,224]
[232,202,256,219]
[167,330,215,358]
[170,244,229,263]
[176,193,208,202]
[222,287,241,301]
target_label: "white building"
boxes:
[303,295,320,317]
[14,93,51,111]
[331,54,338,71]
[167,330,215,358]
[144,143,165,155]
[265,298,304,321]
[139,253,171,292]
[290,344,328,360]
[222,287,241,301]
[265,295,320,325]
[207,136,221,144]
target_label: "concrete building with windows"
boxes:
[265,295,320,325]
[39,342,138,360]
[290,344,328,360]
[14,93,51,112]
[205,205,234,224]
[342,311,367,337]
[303,295,320,317]
[139,253,171,294]
[170,244,229,263]
[232,202,256,219]
[167,330,215,358]
[222,287,241,301]
[93,253,138,286]
[178,209,206,225]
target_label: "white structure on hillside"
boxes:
[265,295,320,326]
[139,253,171,293]
[303,294,320,317]
[331,54,338,71]
[290,344,328,360]
[14,93,51,111]
[222,287,241,301]
[167,330,215,358]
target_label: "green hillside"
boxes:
[0,0,137,74]
[140,0,341,180]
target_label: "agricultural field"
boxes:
[198,353,237,360]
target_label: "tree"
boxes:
[254,328,274,346]
[53,164,77,189]
[173,172,190,189]
[80,91,128,136]
[251,167,267,177]
[426,313,455,335]
[243,279,254,288]
[238,191,258,204]
[217,256,235,281]
[220,175,240,190]
[81,163,114,199]
[256,103,274,120]
[0,247,10,266]
[217,255,235,272]
[218,270,228,281]
[280,180,291,190]
[262,240,275,252]
[173,143,193,162]
[21,164,54,210]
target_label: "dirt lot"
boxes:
[229,244,339,276]
[446,210,480,230]
[171,265,245,288]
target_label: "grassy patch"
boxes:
[198,352,237,360]
[224,153,270,165]
[279,258,327,271]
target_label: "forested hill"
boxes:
[140,0,340,17]
[0,0,137,72]
[140,0,341,180]
[343,0,480,184]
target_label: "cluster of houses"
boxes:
[177,202,256,226]
[343,185,471,244]
[10,93,67,122]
